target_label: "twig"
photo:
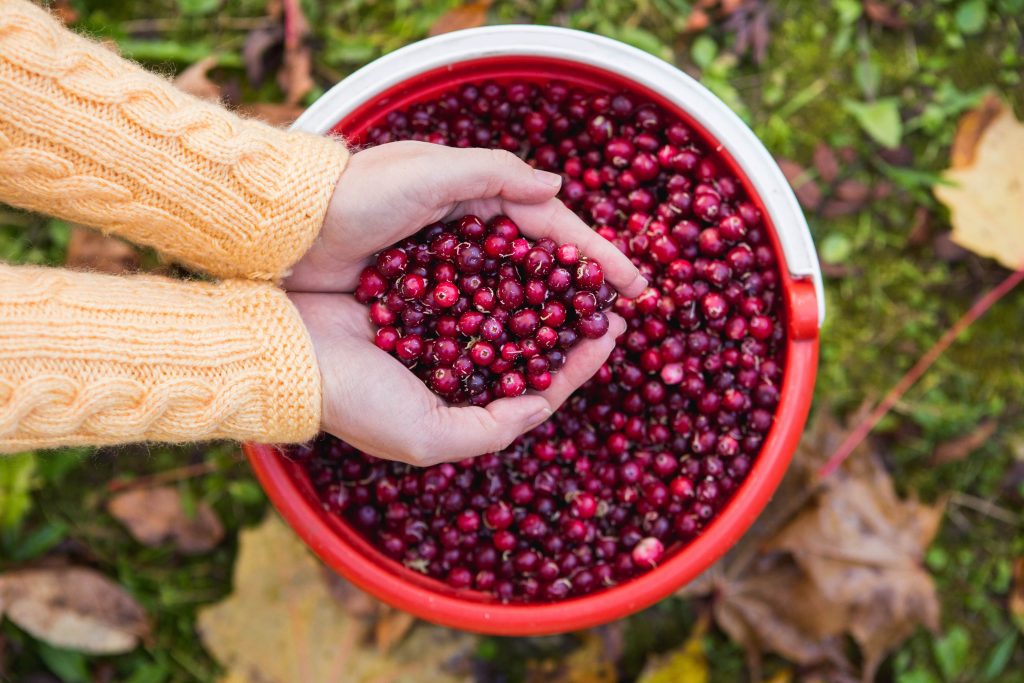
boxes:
[949,491,1020,526]
[817,266,1024,479]
[105,460,221,493]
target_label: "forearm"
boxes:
[0,263,320,452]
[0,0,348,281]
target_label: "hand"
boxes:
[289,293,627,466]
[285,140,647,299]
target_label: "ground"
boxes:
[1,0,1023,681]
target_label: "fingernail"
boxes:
[527,408,552,429]
[613,318,627,337]
[533,169,562,188]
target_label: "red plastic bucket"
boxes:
[244,26,822,636]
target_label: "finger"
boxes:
[432,147,562,205]
[537,312,627,410]
[419,395,552,465]
[503,200,648,298]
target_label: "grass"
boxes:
[2,0,1023,681]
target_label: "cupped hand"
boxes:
[289,293,627,466]
[285,140,647,299]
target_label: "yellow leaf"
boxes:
[935,98,1024,270]
[197,513,472,683]
[637,621,709,683]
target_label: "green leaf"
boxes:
[691,35,717,70]
[934,625,971,682]
[820,234,853,264]
[982,631,1017,681]
[37,643,91,683]
[843,98,903,148]
[603,25,672,60]
[10,521,68,561]
[835,0,863,24]
[898,670,941,683]
[177,0,220,15]
[125,661,171,683]
[0,453,37,531]
[34,449,88,485]
[955,0,988,34]
[855,59,881,99]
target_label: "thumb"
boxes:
[434,147,562,204]
[426,395,552,464]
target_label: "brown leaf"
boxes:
[821,199,863,219]
[935,97,1024,270]
[375,609,416,654]
[682,409,942,681]
[685,7,711,32]
[949,94,1005,169]
[777,158,822,211]
[0,567,150,654]
[863,1,907,28]
[51,0,78,25]
[173,56,222,102]
[242,25,284,88]
[107,487,224,554]
[769,451,943,679]
[277,0,314,106]
[931,420,998,465]
[197,513,472,683]
[429,0,492,37]
[236,102,306,127]
[813,144,840,184]
[907,207,932,246]
[834,179,871,203]
[1011,558,1024,632]
[932,232,971,263]
[65,226,139,275]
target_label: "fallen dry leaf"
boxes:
[935,97,1024,270]
[931,420,998,465]
[321,570,416,653]
[777,158,822,211]
[685,7,711,32]
[948,94,1005,169]
[279,0,314,105]
[769,449,943,679]
[174,56,222,102]
[429,0,492,37]
[65,226,139,275]
[834,179,871,203]
[242,25,285,88]
[0,567,149,654]
[637,618,709,683]
[51,0,78,24]
[682,409,943,681]
[236,102,306,127]
[863,1,907,28]
[107,486,224,554]
[1011,558,1024,632]
[525,631,617,683]
[813,143,840,184]
[197,513,472,683]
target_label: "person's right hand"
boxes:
[289,293,627,466]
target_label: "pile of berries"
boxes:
[294,79,785,603]
[355,215,614,404]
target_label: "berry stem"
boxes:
[817,265,1024,480]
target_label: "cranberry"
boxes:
[300,80,786,604]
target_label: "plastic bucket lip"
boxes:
[292,24,824,327]
[245,25,823,636]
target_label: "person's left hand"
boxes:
[284,140,647,299]
[289,293,627,466]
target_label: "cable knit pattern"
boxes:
[0,0,349,281]
[0,264,321,451]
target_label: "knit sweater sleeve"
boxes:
[0,0,349,281]
[0,263,321,452]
